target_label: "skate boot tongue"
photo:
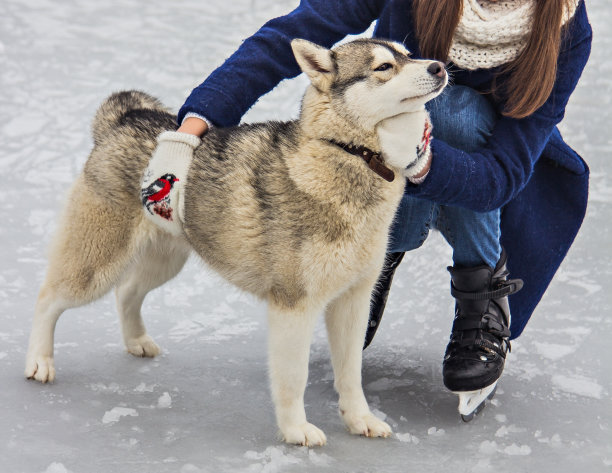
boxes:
[448,265,494,327]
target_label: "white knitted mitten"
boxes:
[141,131,201,235]
[377,111,433,183]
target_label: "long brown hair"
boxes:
[413,0,573,119]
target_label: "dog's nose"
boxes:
[427,61,446,78]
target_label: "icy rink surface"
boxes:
[1,0,611,472]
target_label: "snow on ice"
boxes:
[43,464,73,473]
[157,392,172,409]
[102,407,139,425]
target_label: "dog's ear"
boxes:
[291,39,335,92]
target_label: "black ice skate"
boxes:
[443,250,523,421]
[363,252,405,349]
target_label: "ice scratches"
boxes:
[495,424,526,438]
[0,273,27,298]
[89,382,124,394]
[370,407,388,421]
[503,444,532,456]
[134,382,156,393]
[27,209,55,236]
[521,327,593,378]
[243,446,332,472]
[93,381,159,395]
[3,114,48,137]
[168,303,259,343]
[534,430,563,447]
[509,323,596,384]
[479,440,499,455]
[365,376,414,391]
[533,341,577,361]
[589,173,612,203]
[555,269,602,296]
[480,428,568,457]
[180,465,204,473]
[551,374,604,399]
[480,416,535,457]
[479,440,532,456]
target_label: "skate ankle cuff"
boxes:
[450,278,523,301]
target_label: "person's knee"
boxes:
[427,85,497,151]
[388,232,427,253]
[388,198,435,253]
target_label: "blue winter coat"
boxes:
[179,0,593,339]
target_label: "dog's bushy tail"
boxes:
[92,90,169,146]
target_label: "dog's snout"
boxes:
[427,61,446,78]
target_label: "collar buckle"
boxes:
[326,140,395,182]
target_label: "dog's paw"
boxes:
[126,334,161,357]
[281,422,327,447]
[342,412,392,438]
[25,355,56,383]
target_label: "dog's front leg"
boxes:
[325,277,392,438]
[267,302,326,447]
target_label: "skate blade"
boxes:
[454,382,498,422]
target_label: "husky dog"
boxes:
[25,38,447,446]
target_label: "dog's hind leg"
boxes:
[267,301,327,447]
[114,236,190,357]
[24,286,71,383]
[25,177,141,383]
[325,276,393,438]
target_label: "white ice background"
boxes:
[0,0,611,472]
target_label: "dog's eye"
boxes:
[374,63,392,72]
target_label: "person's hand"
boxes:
[177,117,209,136]
[376,110,432,181]
[141,131,201,233]
[410,150,432,180]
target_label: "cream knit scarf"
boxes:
[448,0,580,70]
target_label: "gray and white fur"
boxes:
[25,38,447,446]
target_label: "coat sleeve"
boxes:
[178,0,385,127]
[405,2,593,212]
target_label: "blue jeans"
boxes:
[388,86,501,268]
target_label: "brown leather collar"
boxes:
[326,139,395,182]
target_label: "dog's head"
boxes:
[292,38,447,130]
